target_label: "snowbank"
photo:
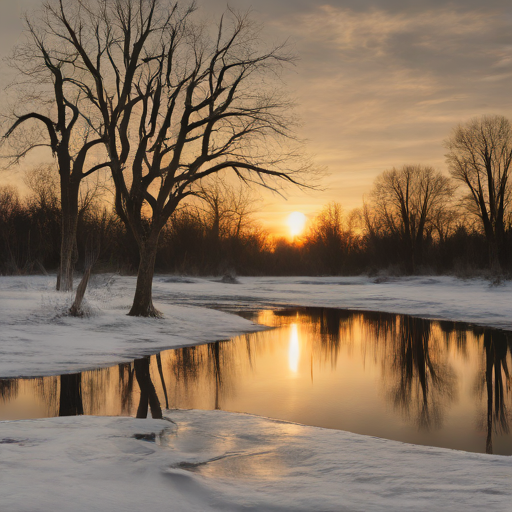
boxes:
[1,409,510,512]
[0,275,262,378]
[153,274,512,329]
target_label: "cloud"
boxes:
[269,4,512,161]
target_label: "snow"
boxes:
[0,275,262,378]
[1,410,510,512]
[1,273,511,511]
[152,274,512,329]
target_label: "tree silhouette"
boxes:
[445,115,512,272]
[44,0,308,316]
[134,357,162,419]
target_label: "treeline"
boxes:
[3,114,512,278]
[0,177,500,278]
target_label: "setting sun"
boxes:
[287,212,307,238]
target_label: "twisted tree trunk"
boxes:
[128,236,161,317]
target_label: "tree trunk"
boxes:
[56,180,79,292]
[69,267,91,316]
[129,238,161,317]
[488,236,502,275]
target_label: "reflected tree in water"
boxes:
[173,346,201,386]
[439,320,468,359]
[134,357,162,419]
[362,311,398,360]
[0,379,18,403]
[477,330,511,454]
[209,343,223,410]
[59,373,83,416]
[363,311,398,339]
[166,340,239,411]
[303,308,355,368]
[1,376,59,418]
[36,376,59,416]
[118,363,135,415]
[388,316,455,429]
[156,354,169,410]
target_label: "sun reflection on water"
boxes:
[1,308,510,454]
[288,324,300,373]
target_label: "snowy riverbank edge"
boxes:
[1,409,511,512]
[2,273,512,377]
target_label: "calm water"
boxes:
[1,308,511,455]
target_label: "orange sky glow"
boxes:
[1,0,512,237]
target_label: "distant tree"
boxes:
[47,0,308,316]
[0,185,23,272]
[305,202,346,274]
[24,166,60,213]
[24,167,62,269]
[445,115,512,272]
[195,177,259,272]
[197,179,257,237]
[366,165,454,273]
[430,206,458,245]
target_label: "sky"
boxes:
[1,0,512,235]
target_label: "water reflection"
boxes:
[288,324,300,373]
[0,308,511,455]
[479,330,511,454]
[134,357,162,419]
[59,373,84,416]
[387,316,455,430]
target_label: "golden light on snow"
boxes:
[287,212,307,237]
[288,324,300,373]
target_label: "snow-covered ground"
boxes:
[0,275,262,378]
[2,410,511,512]
[1,273,512,511]
[152,274,512,329]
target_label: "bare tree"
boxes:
[0,185,23,273]
[445,115,512,272]
[47,0,307,316]
[306,202,346,274]
[24,166,60,212]
[1,11,108,291]
[197,177,258,237]
[69,236,100,317]
[367,165,454,273]
[192,177,259,273]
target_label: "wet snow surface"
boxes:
[1,410,511,512]
[1,274,512,511]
